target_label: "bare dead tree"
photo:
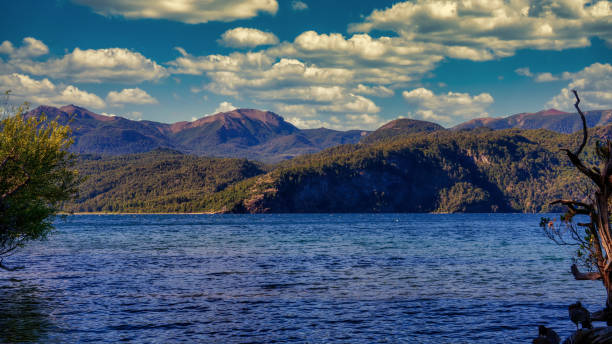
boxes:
[543,90,612,323]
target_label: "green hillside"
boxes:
[64,127,600,214]
[64,148,265,213]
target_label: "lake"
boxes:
[0,214,605,343]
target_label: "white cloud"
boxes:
[547,63,612,111]
[402,87,494,126]
[352,84,394,97]
[516,66,567,82]
[219,27,279,48]
[0,73,105,109]
[346,113,386,129]
[169,49,273,75]
[534,72,559,82]
[1,39,168,83]
[286,116,332,129]
[106,88,158,105]
[320,93,380,113]
[102,111,143,120]
[268,31,444,84]
[286,113,384,130]
[126,111,143,121]
[71,0,279,24]
[214,101,237,113]
[0,37,49,59]
[276,104,317,117]
[349,0,612,61]
[291,1,308,11]
[169,47,388,130]
[515,67,533,77]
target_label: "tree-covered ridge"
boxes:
[63,126,605,214]
[199,127,596,214]
[63,148,264,213]
[360,118,445,144]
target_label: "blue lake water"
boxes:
[0,214,606,343]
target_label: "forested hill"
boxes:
[64,149,265,213]
[200,127,586,213]
[66,126,604,214]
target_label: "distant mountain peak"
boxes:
[200,108,284,126]
[378,118,444,131]
[361,118,444,144]
[167,108,291,134]
[534,108,569,116]
[58,104,115,122]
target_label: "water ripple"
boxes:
[0,213,605,343]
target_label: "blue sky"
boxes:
[1,0,611,129]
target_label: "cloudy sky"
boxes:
[1,0,611,129]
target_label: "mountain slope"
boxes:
[27,105,178,155]
[64,148,265,213]
[26,105,365,162]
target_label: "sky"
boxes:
[0,0,611,130]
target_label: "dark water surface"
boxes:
[0,214,605,343]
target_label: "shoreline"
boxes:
[62,212,220,215]
[61,211,548,215]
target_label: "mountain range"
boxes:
[26,105,367,163]
[453,108,612,132]
[26,104,612,164]
[43,103,612,214]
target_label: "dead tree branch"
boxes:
[572,264,602,280]
[573,89,588,156]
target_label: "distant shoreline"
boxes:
[62,212,220,215]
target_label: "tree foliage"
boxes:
[200,127,588,213]
[0,100,80,270]
[63,149,265,213]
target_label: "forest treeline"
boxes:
[64,127,605,213]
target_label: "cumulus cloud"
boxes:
[267,31,444,84]
[345,113,385,129]
[402,87,494,126]
[214,101,237,113]
[1,38,168,83]
[516,66,574,82]
[352,84,394,97]
[106,88,158,105]
[169,46,390,130]
[291,1,308,11]
[169,48,274,75]
[0,73,105,109]
[535,72,560,82]
[349,0,612,61]
[36,47,167,83]
[219,27,279,48]
[71,0,278,24]
[0,37,49,59]
[287,113,383,130]
[286,116,332,129]
[547,63,612,111]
